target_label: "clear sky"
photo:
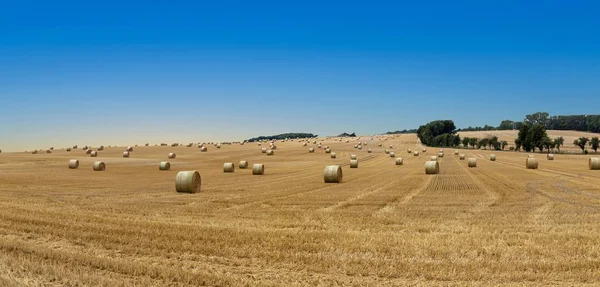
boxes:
[1,1,599,151]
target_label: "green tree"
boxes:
[541,136,553,153]
[529,124,548,152]
[590,137,600,153]
[554,137,564,152]
[518,124,532,152]
[478,138,489,150]
[514,138,521,151]
[417,120,458,147]
[468,137,478,149]
[462,137,470,148]
[524,112,550,127]
[574,137,589,154]
[501,141,508,150]
[498,120,515,130]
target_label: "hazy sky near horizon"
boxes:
[1,1,600,151]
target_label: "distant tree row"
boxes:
[417,120,461,147]
[246,133,317,142]
[336,132,356,137]
[573,136,600,154]
[386,129,418,134]
[461,136,509,151]
[457,112,600,133]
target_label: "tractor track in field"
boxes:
[214,159,400,212]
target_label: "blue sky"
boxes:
[1,1,599,151]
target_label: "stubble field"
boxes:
[1,133,600,286]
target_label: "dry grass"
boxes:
[1,133,600,286]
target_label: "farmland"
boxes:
[1,133,600,286]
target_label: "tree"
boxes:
[529,124,548,152]
[554,137,564,152]
[468,137,478,149]
[478,138,489,150]
[488,136,500,150]
[541,136,553,153]
[514,138,521,151]
[417,120,458,147]
[501,141,508,150]
[591,137,600,153]
[518,124,532,152]
[498,120,515,130]
[574,137,589,154]
[524,112,550,127]
[462,137,470,148]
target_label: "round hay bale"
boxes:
[261,148,267,153]
[454,150,459,155]
[589,158,600,170]
[378,143,382,147]
[389,145,393,149]
[468,158,477,168]
[309,148,315,153]
[385,149,390,154]
[354,144,358,149]
[490,154,496,161]
[438,152,444,158]
[324,165,343,183]
[90,151,98,157]
[201,146,208,152]
[93,161,105,171]
[350,159,358,168]
[526,158,538,169]
[350,154,357,160]
[413,151,420,156]
[368,149,372,153]
[32,150,38,154]
[217,143,222,148]
[271,145,277,150]
[159,161,171,170]
[389,152,396,158]
[126,146,133,152]
[85,149,92,154]
[145,143,150,146]
[168,153,176,159]
[266,149,274,156]
[98,146,104,151]
[325,148,331,154]
[422,148,427,153]
[425,161,439,174]
[175,171,201,193]
[318,145,322,149]
[239,161,248,169]
[459,154,466,160]
[357,145,362,150]
[66,148,71,152]
[123,151,130,157]
[430,156,438,162]
[223,163,235,173]
[68,159,79,169]
[252,163,265,175]
[303,142,307,146]
[73,145,78,149]
[407,149,412,153]
[547,154,555,160]
[395,157,403,165]
[330,152,336,158]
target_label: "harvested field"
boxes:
[1,133,600,286]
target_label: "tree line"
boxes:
[246,133,317,142]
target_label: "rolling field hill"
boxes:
[1,133,600,286]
